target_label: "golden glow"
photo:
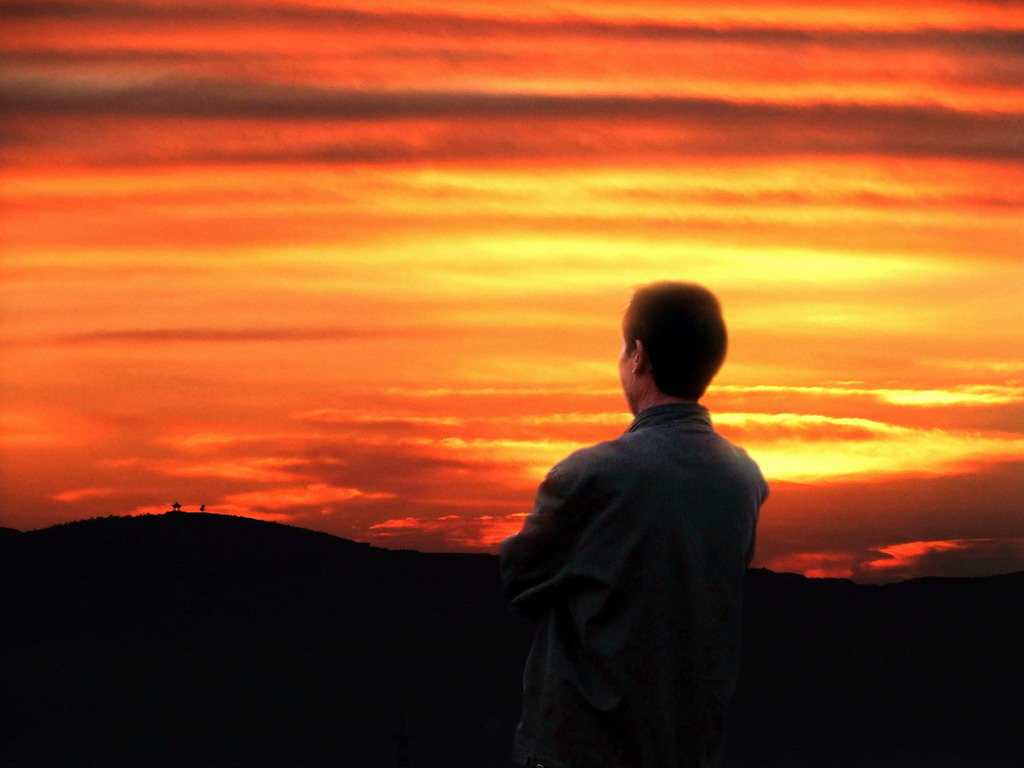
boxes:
[717,413,1024,483]
[717,384,1024,407]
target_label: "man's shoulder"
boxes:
[546,432,642,487]
[563,425,765,489]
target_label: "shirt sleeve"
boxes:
[500,463,583,621]
[745,472,770,567]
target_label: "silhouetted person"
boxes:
[501,282,768,768]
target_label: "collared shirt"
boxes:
[501,402,768,768]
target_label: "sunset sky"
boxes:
[2,0,1022,582]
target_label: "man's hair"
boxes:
[622,281,727,400]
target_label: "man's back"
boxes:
[501,402,767,768]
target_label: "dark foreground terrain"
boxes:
[1,513,1021,768]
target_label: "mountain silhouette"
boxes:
[1,512,1021,767]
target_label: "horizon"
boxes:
[7,508,1024,587]
[1,1,1023,583]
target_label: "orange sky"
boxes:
[2,0,1022,582]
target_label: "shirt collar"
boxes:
[626,402,712,433]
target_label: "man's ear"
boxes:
[633,339,651,375]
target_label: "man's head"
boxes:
[619,282,727,411]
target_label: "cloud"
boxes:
[158,404,1024,524]
[610,185,1024,214]
[8,2,1023,45]
[368,512,526,550]
[932,358,1024,374]
[296,408,629,432]
[380,387,622,399]
[288,429,588,486]
[152,433,274,453]
[856,538,1024,582]
[759,550,862,579]
[49,327,387,345]
[0,408,109,449]
[762,538,1024,583]
[153,457,312,483]
[406,436,586,479]
[716,383,1024,407]
[715,412,1024,483]
[287,411,626,488]
[133,402,1024,556]
[297,411,469,428]
[3,80,1021,163]
[148,424,534,509]
[52,487,120,503]
[220,483,396,513]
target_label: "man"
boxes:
[501,281,768,768]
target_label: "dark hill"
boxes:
[1,513,1021,768]
[0,512,510,648]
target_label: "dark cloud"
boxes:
[299,446,489,499]
[754,463,1024,582]
[0,81,1001,123]
[7,2,1023,55]
[177,116,1024,163]
[756,463,1024,567]
[2,82,1021,163]
[851,538,1024,582]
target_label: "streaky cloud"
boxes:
[222,483,396,512]
[716,383,1024,406]
[52,486,120,503]
[46,327,397,345]
[3,82,1019,123]
[3,84,1020,163]
[7,2,1024,49]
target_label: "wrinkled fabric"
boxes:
[501,402,768,768]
